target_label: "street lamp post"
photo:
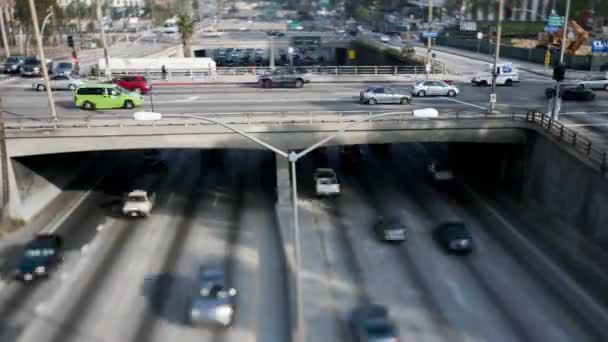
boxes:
[132,108,435,342]
[552,0,571,121]
[27,0,57,120]
[96,0,111,78]
[40,10,54,40]
[425,0,433,79]
[489,0,505,113]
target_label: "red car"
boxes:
[113,75,150,94]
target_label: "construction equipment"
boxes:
[553,20,589,55]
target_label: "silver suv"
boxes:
[360,85,412,105]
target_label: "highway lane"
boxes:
[294,143,608,342]
[14,149,289,342]
[6,78,608,118]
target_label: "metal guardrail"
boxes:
[102,65,448,80]
[6,111,606,177]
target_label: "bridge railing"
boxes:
[100,65,444,80]
[6,110,605,177]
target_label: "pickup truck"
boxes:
[122,189,156,217]
[314,168,340,196]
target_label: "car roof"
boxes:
[199,265,226,282]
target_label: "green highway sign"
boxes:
[292,36,321,47]
[547,15,564,27]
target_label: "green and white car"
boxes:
[75,83,144,110]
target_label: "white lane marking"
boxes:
[560,111,608,116]
[465,187,608,322]
[439,97,488,110]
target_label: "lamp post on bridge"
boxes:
[132,108,438,342]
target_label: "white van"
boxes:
[471,63,519,86]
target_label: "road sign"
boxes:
[422,31,438,38]
[547,15,563,27]
[460,21,477,31]
[544,26,559,33]
[291,36,321,47]
[489,93,496,104]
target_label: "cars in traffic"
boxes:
[75,83,143,110]
[122,189,156,217]
[573,75,608,90]
[188,265,237,327]
[471,62,519,86]
[16,234,63,282]
[433,222,474,254]
[374,217,407,242]
[3,55,26,74]
[412,80,459,97]
[32,74,82,91]
[20,57,46,77]
[112,75,150,94]
[258,69,310,88]
[428,161,454,181]
[360,85,412,104]
[545,84,595,101]
[52,61,76,76]
[350,304,399,342]
[314,168,341,196]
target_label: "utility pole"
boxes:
[489,0,504,113]
[0,97,8,221]
[0,6,9,58]
[97,0,111,78]
[552,0,570,120]
[426,0,433,79]
[28,0,57,120]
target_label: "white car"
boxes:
[32,74,82,91]
[574,75,608,90]
[412,80,459,97]
[314,168,340,196]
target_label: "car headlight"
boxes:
[35,266,46,274]
[11,65,17,70]
[33,67,39,72]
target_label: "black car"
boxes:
[545,84,595,101]
[267,30,285,37]
[20,57,45,77]
[16,234,63,282]
[3,55,26,74]
[374,217,407,242]
[433,222,473,254]
[350,304,399,342]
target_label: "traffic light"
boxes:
[505,5,513,20]
[67,35,74,48]
[553,63,566,81]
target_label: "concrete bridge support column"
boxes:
[274,153,296,342]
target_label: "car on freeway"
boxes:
[433,222,474,254]
[3,55,26,74]
[75,83,144,110]
[360,85,412,105]
[350,304,400,342]
[112,75,150,94]
[428,161,454,181]
[20,57,48,77]
[412,80,459,97]
[572,75,608,91]
[545,84,595,101]
[188,265,237,327]
[52,61,76,76]
[32,74,82,91]
[16,234,63,282]
[258,69,310,88]
[267,30,285,37]
[374,217,407,242]
[314,168,340,196]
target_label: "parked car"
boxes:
[188,265,237,327]
[3,55,26,74]
[20,57,47,77]
[16,234,63,282]
[52,61,76,76]
[428,161,454,181]
[374,217,407,242]
[545,84,595,101]
[350,304,399,342]
[314,168,340,196]
[112,75,150,94]
[360,85,412,105]
[258,69,310,88]
[433,222,474,254]
[75,83,143,110]
[32,74,82,91]
[413,80,459,97]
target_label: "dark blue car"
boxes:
[16,234,63,282]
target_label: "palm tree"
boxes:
[177,14,194,57]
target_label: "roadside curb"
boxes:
[274,203,296,342]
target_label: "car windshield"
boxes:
[365,321,396,337]
[57,63,72,69]
[127,195,146,202]
[6,57,21,63]
[316,170,335,178]
[24,57,39,64]
[24,249,43,258]
[445,224,469,238]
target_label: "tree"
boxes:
[177,14,194,57]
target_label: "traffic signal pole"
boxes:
[425,0,433,80]
[489,0,504,113]
[551,0,570,120]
